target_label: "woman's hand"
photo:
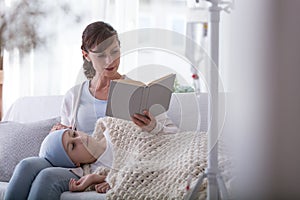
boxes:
[95,182,111,193]
[50,123,71,132]
[69,174,106,192]
[131,110,156,132]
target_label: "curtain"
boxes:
[2,0,231,116]
[2,0,110,115]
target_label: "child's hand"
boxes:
[95,182,111,193]
[131,110,156,132]
[69,176,91,192]
[69,174,106,192]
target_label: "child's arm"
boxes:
[69,174,106,192]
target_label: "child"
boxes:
[39,128,112,193]
[39,117,211,199]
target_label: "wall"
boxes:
[227,0,300,199]
[274,0,300,198]
[0,70,2,119]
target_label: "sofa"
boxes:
[0,92,209,200]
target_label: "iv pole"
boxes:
[186,0,233,199]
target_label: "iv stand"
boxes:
[186,0,233,199]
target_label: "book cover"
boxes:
[106,73,176,120]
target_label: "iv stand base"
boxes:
[185,168,229,200]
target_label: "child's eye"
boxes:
[97,54,106,58]
[71,143,75,150]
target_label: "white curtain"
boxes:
[2,0,110,116]
[3,0,231,117]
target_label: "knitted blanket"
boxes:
[91,117,209,200]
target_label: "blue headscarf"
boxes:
[39,129,76,168]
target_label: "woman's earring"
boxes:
[82,50,91,62]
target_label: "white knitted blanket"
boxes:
[91,117,209,200]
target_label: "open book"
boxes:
[106,73,176,121]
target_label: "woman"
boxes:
[5,21,177,200]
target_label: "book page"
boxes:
[148,73,175,86]
[113,79,145,87]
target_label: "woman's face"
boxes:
[85,37,121,78]
[62,129,101,166]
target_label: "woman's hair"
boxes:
[81,21,119,79]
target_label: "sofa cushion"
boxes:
[0,182,8,200]
[60,191,106,200]
[0,117,60,182]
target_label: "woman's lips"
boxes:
[105,67,114,71]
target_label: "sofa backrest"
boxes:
[2,95,63,123]
[167,93,208,132]
[2,93,209,132]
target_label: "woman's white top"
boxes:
[60,81,107,134]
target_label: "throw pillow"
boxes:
[0,117,60,182]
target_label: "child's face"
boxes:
[62,129,102,167]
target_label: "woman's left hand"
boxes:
[50,123,71,132]
[131,110,156,132]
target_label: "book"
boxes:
[106,73,176,121]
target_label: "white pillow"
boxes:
[0,117,60,182]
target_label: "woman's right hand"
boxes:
[50,123,71,132]
[95,182,111,193]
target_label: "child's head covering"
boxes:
[39,129,76,168]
